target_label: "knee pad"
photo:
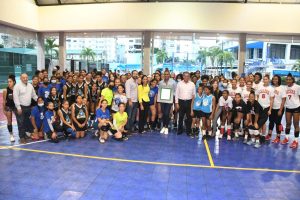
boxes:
[100,125,110,132]
[253,130,260,136]
[249,129,255,135]
[7,125,12,133]
[233,123,240,130]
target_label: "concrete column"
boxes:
[59,32,66,71]
[142,31,152,75]
[285,44,291,62]
[238,33,246,75]
[36,32,45,70]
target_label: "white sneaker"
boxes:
[108,130,113,136]
[99,138,105,144]
[227,135,231,141]
[160,127,166,134]
[164,128,169,135]
[218,134,223,139]
[10,134,15,142]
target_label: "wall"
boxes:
[37,3,300,34]
[0,0,39,31]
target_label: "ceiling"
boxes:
[34,0,300,6]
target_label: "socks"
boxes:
[220,126,225,135]
[227,125,231,136]
[208,131,212,136]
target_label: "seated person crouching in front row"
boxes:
[30,97,46,141]
[96,100,128,144]
[58,100,76,138]
[43,102,63,143]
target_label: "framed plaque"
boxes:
[158,86,173,103]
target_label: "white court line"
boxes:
[11,139,50,147]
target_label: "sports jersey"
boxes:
[74,104,87,123]
[219,96,233,111]
[272,85,286,109]
[228,87,242,99]
[96,108,110,119]
[256,85,274,109]
[31,105,45,129]
[149,86,158,105]
[101,88,114,106]
[111,94,128,112]
[38,85,51,101]
[246,100,265,119]
[113,112,128,130]
[285,83,300,109]
[232,100,247,114]
[200,94,213,113]
[241,90,251,103]
[193,93,203,111]
[76,83,85,97]
[43,110,55,133]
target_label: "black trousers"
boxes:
[178,99,192,134]
[268,108,284,134]
[16,106,32,139]
[161,103,173,128]
[139,101,150,132]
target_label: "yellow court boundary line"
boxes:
[1,146,300,174]
[204,139,215,167]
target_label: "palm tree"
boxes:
[197,48,207,67]
[222,51,235,68]
[207,46,222,67]
[45,38,59,60]
[292,59,300,72]
[156,49,168,64]
[80,47,96,67]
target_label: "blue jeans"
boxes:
[160,103,173,128]
[126,102,138,131]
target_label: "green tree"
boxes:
[80,47,96,67]
[292,59,300,72]
[45,38,59,60]
[197,48,207,67]
[156,49,168,64]
[207,46,222,67]
[217,51,235,68]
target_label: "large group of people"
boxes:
[2,67,300,149]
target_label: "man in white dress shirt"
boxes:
[13,73,38,144]
[175,72,195,136]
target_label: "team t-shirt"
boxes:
[31,105,45,129]
[228,87,242,99]
[285,83,300,109]
[113,112,128,129]
[111,94,128,112]
[241,90,251,103]
[256,85,274,109]
[273,85,286,109]
[101,88,114,106]
[96,108,111,120]
[149,86,158,105]
[43,110,55,133]
[219,96,233,111]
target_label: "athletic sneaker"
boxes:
[99,138,105,144]
[281,138,289,145]
[247,140,254,146]
[272,137,280,144]
[164,128,169,135]
[160,127,166,134]
[227,135,231,141]
[243,138,248,144]
[10,134,15,142]
[289,141,298,149]
[254,142,261,148]
[218,134,223,139]
[265,134,271,141]
[94,130,99,137]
